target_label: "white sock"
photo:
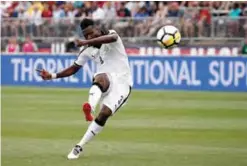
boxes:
[88,85,102,112]
[77,121,103,147]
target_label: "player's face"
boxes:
[83,26,101,40]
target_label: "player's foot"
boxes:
[82,102,94,121]
[67,145,83,160]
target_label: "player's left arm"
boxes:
[76,33,118,47]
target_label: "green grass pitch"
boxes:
[2,86,247,166]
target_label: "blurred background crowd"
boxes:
[1,1,247,54]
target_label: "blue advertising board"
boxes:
[1,55,247,92]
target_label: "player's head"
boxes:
[80,18,102,40]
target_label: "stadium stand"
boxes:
[1,1,247,55]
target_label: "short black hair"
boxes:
[80,18,94,30]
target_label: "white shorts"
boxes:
[95,73,131,114]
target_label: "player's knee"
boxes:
[97,110,111,121]
[95,108,112,126]
[93,74,110,92]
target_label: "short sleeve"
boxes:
[109,29,117,35]
[74,47,89,66]
[108,30,119,43]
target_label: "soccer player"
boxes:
[37,18,133,159]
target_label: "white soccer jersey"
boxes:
[75,30,133,87]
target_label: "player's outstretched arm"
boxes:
[76,34,118,47]
[36,64,81,80]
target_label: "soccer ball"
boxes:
[156,25,181,49]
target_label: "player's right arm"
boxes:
[36,64,81,80]
[37,47,89,80]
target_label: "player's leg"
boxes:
[67,74,131,159]
[83,73,110,121]
[67,105,112,159]
[71,82,131,155]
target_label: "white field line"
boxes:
[3,118,247,130]
[2,138,247,154]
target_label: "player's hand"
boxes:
[36,69,52,80]
[75,39,87,47]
